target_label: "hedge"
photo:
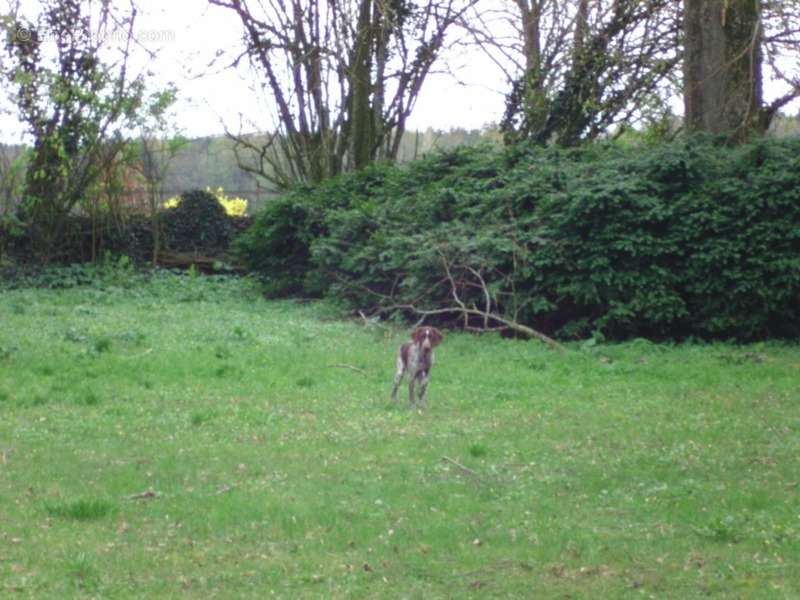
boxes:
[237,136,800,341]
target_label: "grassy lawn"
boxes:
[1,272,798,598]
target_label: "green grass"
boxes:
[1,272,799,597]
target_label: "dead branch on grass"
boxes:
[378,251,564,351]
[442,455,480,478]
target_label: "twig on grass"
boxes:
[441,456,510,488]
[442,455,480,478]
[126,488,162,501]
[325,364,367,375]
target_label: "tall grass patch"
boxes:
[45,498,117,522]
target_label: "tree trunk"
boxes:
[150,189,161,267]
[683,0,763,142]
[518,0,547,135]
[351,0,374,170]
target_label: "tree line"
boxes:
[1,0,799,263]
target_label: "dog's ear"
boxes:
[430,327,444,346]
[411,327,425,343]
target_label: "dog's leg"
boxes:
[408,376,416,409]
[417,372,430,409]
[391,354,405,401]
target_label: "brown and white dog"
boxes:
[391,326,444,409]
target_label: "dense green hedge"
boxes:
[233,137,800,341]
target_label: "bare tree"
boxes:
[208,0,478,188]
[463,0,682,145]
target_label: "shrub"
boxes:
[236,138,800,341]
[216,193,248,218]
[232,192,323,296]
[162,189,232,252]
[164,187,248,217]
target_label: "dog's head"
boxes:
[411,326,443,352]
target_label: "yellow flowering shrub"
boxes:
[163,187,248,217]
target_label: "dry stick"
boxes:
[464,264,492,330]
[126,488,161,501]
[213,484,236,495]
[379,254,563,351]
[441,455,480,478]
[325,364,367,375]
[439,251,564,350]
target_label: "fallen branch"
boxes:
[439,252,564,350]
[381,302,564,351]
[369,251,565,350]
[334,246,565,350]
